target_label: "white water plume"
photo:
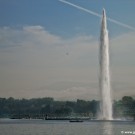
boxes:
[99,9,112,120]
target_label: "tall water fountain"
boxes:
[99,9,113,120]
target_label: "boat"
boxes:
[69,120,83,122]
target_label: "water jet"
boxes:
[99,9,113,120]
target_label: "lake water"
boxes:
[0,119,135,135]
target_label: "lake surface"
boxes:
[0,119,135,135]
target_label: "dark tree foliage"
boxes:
[113,96,135,118]
[0,96,135,119]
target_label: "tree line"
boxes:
[0,96,135,119]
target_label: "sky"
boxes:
[0,0,135,100]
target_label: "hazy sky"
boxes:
[0,0,135,100]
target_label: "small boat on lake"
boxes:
[69,120,83,122]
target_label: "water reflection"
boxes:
[101,122,113,135]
